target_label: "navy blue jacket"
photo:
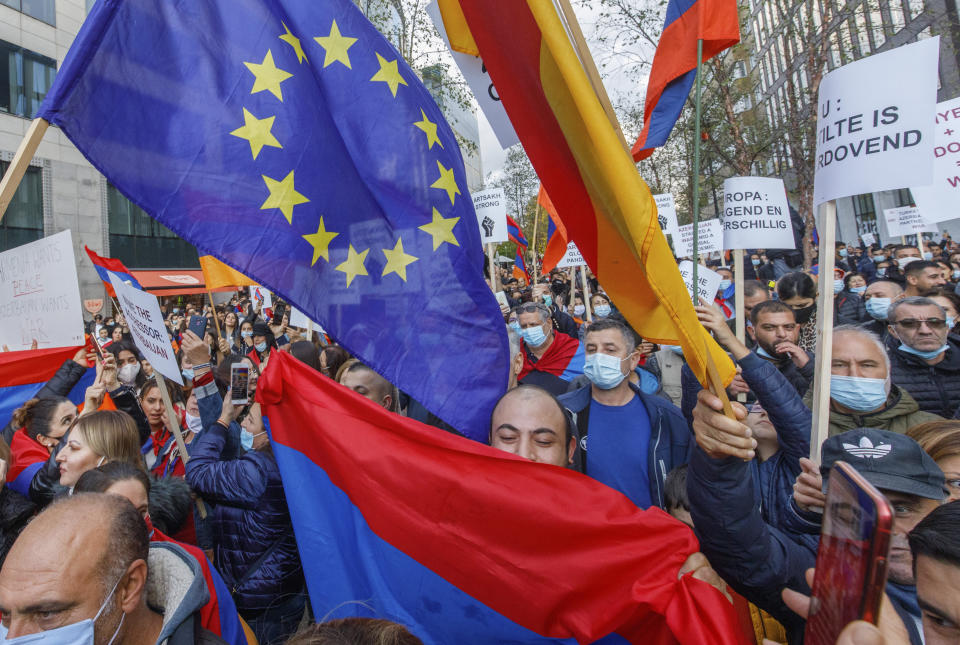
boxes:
[559,382,691,509]
[184,420,304,615]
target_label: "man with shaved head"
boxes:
[489,385,575,467]
[0,493,226,644]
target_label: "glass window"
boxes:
[906,0,924,20]
[852,194,879,236]
[0,40,57,118]
[869,9,886,47]
[888,0,906,32]
[0,162,43,251]
[107,183,199,268]
[0,0,56,26]
[891,188,914,207]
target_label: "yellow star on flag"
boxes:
[279,22,308,64]
[413,109,443,150]
[302,217,339,266]
[335,245,369,287]
[261,171,309,224]
[430,161,460,205]
[418,207,460,251]
[244,50,293,101]
[230,108,282,159]
[314,20,357,69]
[370,53,408,97]
[381,238,419,281]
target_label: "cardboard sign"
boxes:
[813,38,939,205]
[912,96,960,223]
[472,187,508,244]
[860,232,876,246]
[653,193,679,234]
[720,177,795,250]
[896,206,938,234]
[673,219,724,257]
[110,274,183,385]
[426,2,519,149]
[556,241,586,267]
[679,261,723,303]
[0,230,84,350]
[249,285,272,309]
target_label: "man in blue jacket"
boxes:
[559,318,690,510]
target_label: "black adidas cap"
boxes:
[821,428,946,500]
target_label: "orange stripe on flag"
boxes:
[199,255,256,289]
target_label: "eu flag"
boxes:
[37,0,508,439]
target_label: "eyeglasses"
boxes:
[892,318,947,330]
[516,303,550,315]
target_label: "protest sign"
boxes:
[912,96,960,223]
[473,187,508,244]
[0,230,84,350]
[720,177,794,249]
[813,38,939,205]
[249,285,272,309]
[883,207,907,236]
[426,2,519,149]
[679,261,723,303]
[289,306,323,332]
[653,194,679,234]
[110,274,183,385]
[861,232,876,246]
[673,219,723,257]
[896,206,938,235]
[556,241,586,268]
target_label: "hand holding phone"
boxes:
[188,315,208,340]
[230,363,250,405]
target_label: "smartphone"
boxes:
[84,333,104,367]
[494,291,509,309]
[804,461,894,645]
[188,314,208,340]
[273,302,287,322]
[230,363,250,405]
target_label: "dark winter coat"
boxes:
[888,338,960,418]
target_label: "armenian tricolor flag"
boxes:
[437,1,734,386]
[538,187,569,276]
[506,214,528,247]
[506,215,530,283]
[84,246,142,298]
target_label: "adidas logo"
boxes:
[843,436,892,459]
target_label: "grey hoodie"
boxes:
[146,542,226,645]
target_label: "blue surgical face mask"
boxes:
[873,255,886,262]
[254,341,268,353]
[830,375,888,412]
[543,295,553,308]
[584,352,628,390]
[0,573,126,645]
[876,268,887,277]
[898,343,948,360]
[594,304,611,318]
[838,248,848,257]
[953,270,960,280]
[850,285,867,295]
[833,279,844,294]
[756,345,776,360]
[241,428,267,451]
[949,316,956,330]
[508,321,521,335]
[751,258,760,266]
[573,305,585,316]
[662,344,684,355]
[182,367,194,381]
[520,325,547,347]
[865,297,891,320]
[719,279,732,292]
[923,252,933,261]
[241,330,253,338]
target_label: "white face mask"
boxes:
[117,363,141,385]
[185,412,203,434]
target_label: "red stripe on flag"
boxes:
[0,346,83,388]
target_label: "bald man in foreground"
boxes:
[0,493,226,644]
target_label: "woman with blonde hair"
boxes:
[55,410,143,489]
[907,420,960,501]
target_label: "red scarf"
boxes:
[519,331,580,380]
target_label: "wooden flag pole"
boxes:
[580,264,593,323]
[486,244,500,292]
[690,39,705,302]
[0,118,48,223]
[206,289,223,342]
[153,372,191,464]
[531,203,543,280]
[733,249,746,403]
[809,200,838,463]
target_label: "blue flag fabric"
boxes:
[38,0,508,439]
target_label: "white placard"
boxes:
[883,207,906,236]
[556,241,586,267]
[673,219,724,257]
[426,2,519,149]
[472,187,508,243]
[861,232,876,246]
[813,38,939,205]
[110,274,183,385]
[288,306,317,330]
[678,261,723,304]
[912,96,960,223]
[896,206,938,234]
[653,193,679,234]
[249,285,272,309]
[0,230,84,350]
[720,177,795,250]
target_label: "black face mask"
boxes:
[793,304,816,324]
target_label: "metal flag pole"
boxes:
[690,39,704,303]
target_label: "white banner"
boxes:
[426,2,519,149]
[472,187,508,244]
[679,261,723,304]
[912,96,960,223]
[249,285,272,309]
[0,230,84,350]
[897,206,939,234]
[813,38,939,205]
[720,177,794,249]
[556,241,586,267]
[288,306,324,332]
[110,274,183,385]
[673,219,724,257]
[653,193,679,234]
[861,232,876,246]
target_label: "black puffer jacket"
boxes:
[1,359,88,445]
[0,487,36,568]
[834,292,866,325]
[888,338,960,418]
[184,422,303,615]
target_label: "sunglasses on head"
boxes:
[893,318,947,330]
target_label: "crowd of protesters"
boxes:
[0,227,959,644]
